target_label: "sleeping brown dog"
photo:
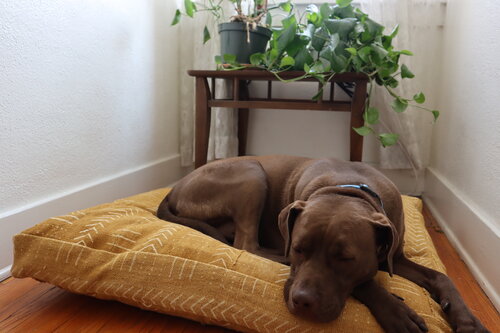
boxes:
[157,155,489,333]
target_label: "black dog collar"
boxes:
[335,184,386,215]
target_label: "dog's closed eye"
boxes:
[335,249,356,262]
[337,256,355,262]
[292,246,304,254]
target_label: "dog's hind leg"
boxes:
[220,161,268,254]
[157,193,229,244]
[158,159,269,252]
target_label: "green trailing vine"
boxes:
[172,0,440,147]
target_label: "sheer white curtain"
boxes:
[360,0,447,170]
[178,4,238,166]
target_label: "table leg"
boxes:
[238,80,249,156]
[350,80,368,162]
[194,77,211,168]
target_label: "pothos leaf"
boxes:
[279,1,292,13]
[324,18,357,40]
[364,107,379,124]
[303,62,310,72]
[329,53,348,73]
[223,53,237,64]
[171,9,181,26]
[294,48,313,70]
[390,24,399,38]
[320,3,333,19]
[203,26,211,44]
[401,64,415,79]
[399,49,414,56]
[281,15,296,29]
[432,110,440,122]
[353,126,374,136]
[312,27,328,52]
[358,46,371,63]
[413,92,425,104]
[250,53,264,66]
[333,4,355,18]
[364,17,384,36]
[280,56,295,68]
[277,17,297,52]
[266,12,272,26]
[379,133,399,147]
[345,47,357,56]
[302,23,316,40]
[306,4,320,25]
[285,36,307,57]
[371,44,388,62]
[391,98,408,113]
[184,0,195,18]
[336,0,353,8]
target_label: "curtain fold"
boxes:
[207,80,239,160]
[178,4,238,167]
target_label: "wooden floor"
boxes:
[0,205,498,333]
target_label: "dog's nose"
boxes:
[292,289,315,310]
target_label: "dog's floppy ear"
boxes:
[278,201,306,257]
[369,212,399,277]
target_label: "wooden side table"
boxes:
[187,70,368,168]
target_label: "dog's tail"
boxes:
[156,193,229,245]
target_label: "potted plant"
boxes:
[171,0,292,64]
[172,0,439,147]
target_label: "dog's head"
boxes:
[278,195,398,322]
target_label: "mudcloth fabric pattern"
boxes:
[12,188,451,333]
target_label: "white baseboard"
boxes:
[423,167,500,311]
[0,154,186,277]
[0,265,12,282]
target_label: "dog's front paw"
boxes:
[375,295,428,333]
[442,299,491,333]
[452,312,490,333]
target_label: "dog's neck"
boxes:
[309,184,386,216]
[333,184,386,215]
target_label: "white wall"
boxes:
[0,0,183,276]
[246,82,380,161]
[424,0,500,310]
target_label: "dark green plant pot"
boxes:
[218,22,272,64]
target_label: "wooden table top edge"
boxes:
[187,69,369,82]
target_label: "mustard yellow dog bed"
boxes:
[12,188,451,332]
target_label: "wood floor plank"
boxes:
[0,205,497,332]
[0,277,42,309]
[0,284,95,332]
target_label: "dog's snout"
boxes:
[291,288,319,316]
[292,289,315,309]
